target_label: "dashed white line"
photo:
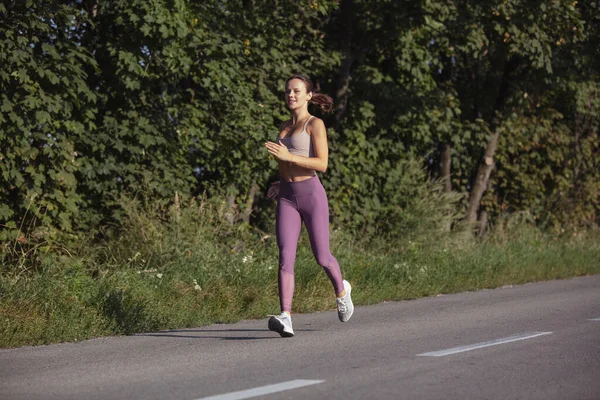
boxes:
[417,332,553,357]
[195,379,325,400]
[589,318,600,321]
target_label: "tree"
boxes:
[0,1,97,240]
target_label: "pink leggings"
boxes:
[276,175,344,312]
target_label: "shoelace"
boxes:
[336,298,347,313]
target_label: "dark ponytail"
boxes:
[311,93,334,114]
[286,74,334,114]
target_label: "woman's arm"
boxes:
[264,118,329,172]
[266,181,280,199]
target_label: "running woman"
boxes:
[264,74,354,337]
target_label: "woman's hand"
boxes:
[264,141,292,162]
[267,181,280,200]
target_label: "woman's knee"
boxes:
[314,252,333,268]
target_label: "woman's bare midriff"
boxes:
[278,161,315,182]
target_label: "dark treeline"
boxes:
[1,0,599,247]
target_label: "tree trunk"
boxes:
[478,208,489,237]
[225,194,236,225]
[87,0,100,18]
[241,184,258,224]
[465,129,499,223]
[465,56,519,225]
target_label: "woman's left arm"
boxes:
[264,118,329,172]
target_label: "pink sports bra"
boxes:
[277,116,315,158]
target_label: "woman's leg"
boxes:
[276,198,302,313]
[298,178,344,295]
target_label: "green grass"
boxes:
[1,200,599,348]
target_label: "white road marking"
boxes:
[417,332,553,357]
[195,379,325,400]
[589,318,600,321]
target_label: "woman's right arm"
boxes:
[266,121,290,200]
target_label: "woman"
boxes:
[264,74,354,338]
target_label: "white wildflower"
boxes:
[141,268,157,273]
[242,252,254,264]
[395,262,409,270]
[193,279,202,291]
[156,273,163,279]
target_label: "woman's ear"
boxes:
[308,92,313,101]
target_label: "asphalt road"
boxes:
[1,275,599,400]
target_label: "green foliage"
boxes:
[1,0,599,264]
[327,142,463,239]
[494,81,600,230]
[320,0,597,233]
[76,0,201,225]
[0,1,97,240]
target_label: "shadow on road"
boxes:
[136,328,320,341]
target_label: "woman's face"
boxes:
[285,79,312,111]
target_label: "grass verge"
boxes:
[1,201,599,348]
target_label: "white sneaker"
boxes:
[337,280,354,322]
[268,312,294,337]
